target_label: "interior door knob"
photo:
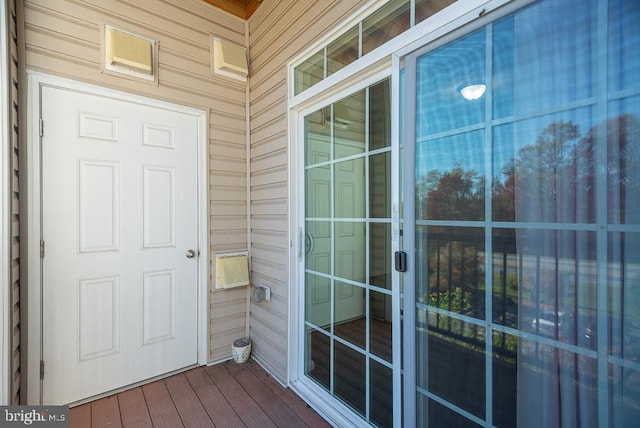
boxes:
[186,249,196,258]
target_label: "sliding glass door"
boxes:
[303,79,394,427]
[403,0,640,426]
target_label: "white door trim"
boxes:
[26,72,209,404]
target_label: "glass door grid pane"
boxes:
[304,79,394,426]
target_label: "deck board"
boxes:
[118,387,153,428]
[165,373,214,427]
[69,403,91,427]
[225,362,306,428]
[205,363,277,428]
[184,367,245,427]
[244,360,329,428]
[141,378,184,428]
[90,395,122,428]
[68,359,330,428]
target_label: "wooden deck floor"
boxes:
[69,359,330,428]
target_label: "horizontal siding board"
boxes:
[210,186,246,202]
[209,200,246,216]
[249,336,287,380]
[251,215,288,232]
[251,148,287,172]
[209,333,243,352]
[211,216,247,231]
[160,68,245,114]
[209,312,246,335]
[250,258,287,284]
[210,171,246,187]
[250,301,287,335]
[210,299,246,319]
[26,25,100,62]
[208,140,246,159]
[249,76,287,113]
[158,48,210,76]
[251,199,287,216]
[209,111,246,130]
[209,230,247,247]
[26,48,236,113]
[251,165,287,187]
[25,2,99,41]
[130,0,245,41]
[249,132,287,159]
[248,0,322,70]
[79,0,211,45]
[250,97,286,130]
[250,244,287,266]
[251,184,287,203]
[251,230,288,249]
[209,332,243,360]
[210,157,246,174]
[249,120,286,148]
[247,66,289,102]
[210,286,246,303]
[209,128,245,146]
[248,66,286,105]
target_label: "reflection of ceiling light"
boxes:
[458,82,486,100]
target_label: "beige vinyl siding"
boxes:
[247,0,368,382]
[9,0,20,405]
[22,0,249,364]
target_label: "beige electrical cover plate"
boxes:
[215,254,249,289]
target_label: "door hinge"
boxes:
[40,240,45,258]
[40,360,45,380]
[39,118,44,137]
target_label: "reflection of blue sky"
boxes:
[416,131,485,182]
[416,29,486,138]
[413,0,607,184]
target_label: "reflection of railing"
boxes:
[421,232,517,360]
[421,228,640,363]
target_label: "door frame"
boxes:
[26,72,209,405]
[285,1,518,425]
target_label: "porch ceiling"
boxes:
[201,0,263,19]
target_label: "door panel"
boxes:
[41,86,199,405]
[302,79,394,426]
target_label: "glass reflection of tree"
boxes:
[423,165,484,221]
[419,113,640,344]
[578,114,640,224]
[510,120,584,223]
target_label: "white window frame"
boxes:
[287,0,515,426]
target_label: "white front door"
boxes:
[40,85,199,405]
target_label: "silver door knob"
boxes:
[186,249,196,258]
